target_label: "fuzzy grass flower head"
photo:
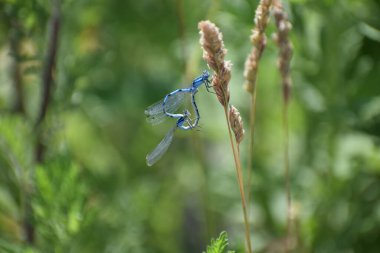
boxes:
[198,20,232,107]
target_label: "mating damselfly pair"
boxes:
[145,71,212,166]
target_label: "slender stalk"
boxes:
[223,105,252,253]
[244,0,272,213]
[283,102,291,252]
[23,0,61,244]
[273,0,293,250]
[35,0,61,129]
[199,20,251,252]
[35,0,61,161]
[246,84,257,211]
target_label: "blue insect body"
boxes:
[162,71,212,124]
[146,110,193,166]
[144,70,212,128]
[145,71,212,166]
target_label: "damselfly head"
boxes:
[202,70,210,80]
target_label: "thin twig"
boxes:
[34,0,61,163]
[35,0,61,129]
[23,0,61,245]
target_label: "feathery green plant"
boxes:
[203,231,235,253]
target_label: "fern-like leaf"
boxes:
[204,231,235,253]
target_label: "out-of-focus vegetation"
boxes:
[0,0,380,252]
[203,232,235,253]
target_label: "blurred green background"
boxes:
[1,0,380,252]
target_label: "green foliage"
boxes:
[0,115,33,219]
[33,159,88,251]
[204,231,234,253]
[0,0,380,252]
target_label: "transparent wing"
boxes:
[146,126,176,166]
[145,92,186,125]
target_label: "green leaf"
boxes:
[204,231,235,253]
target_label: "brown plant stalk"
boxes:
[24,0,61,245]
[244,0,272,212]
[199,20,252,253]
[273,0,293,250]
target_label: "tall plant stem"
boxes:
[246,84,257,211]
[23,0,61,245]
[223,106,252,253]
[35,0,60,161]
[35,0,61,129]
[283,102,291,252]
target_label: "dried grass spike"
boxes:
[199,20,231,107]
[244,0,272,93]
[198,20,226,72]
[273,0,293,103]
[229,105,245,144]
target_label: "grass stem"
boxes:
[224,106,252,253]
[246,84,257,212]
[283,103,291,252]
